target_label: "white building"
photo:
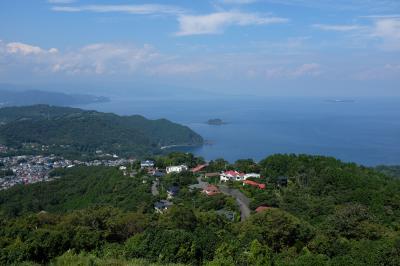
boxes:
[140,160,155,169]
[244,173,261,180]
[166,165,188,174]
[220,170,245,182]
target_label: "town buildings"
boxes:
[140,160,155,169]
[0,155,134,190]
[220,170,261,182]
[202,184,220,196]
[166,165,188,174]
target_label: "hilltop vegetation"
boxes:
[0,153,399,265]
[0,105,203,158]
[0,166,153,217]
[375,165,400,179]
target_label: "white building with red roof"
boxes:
[220,170,245,182]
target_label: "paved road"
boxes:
[219,185,251,221]
[189,176,251,221]
[151,179,159,196]
[189,176,208,190]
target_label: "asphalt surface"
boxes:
[151,179,159,196]
[219,185,251,221]
[189,176,251,221]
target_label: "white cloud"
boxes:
[312,24,363,31]
[51,4,185,15]
[0,41,214,77]
[6,42,58,55]
[370,18,400,50]
[0,41,159,75]
[176,11,288,36]
[52,43,159,75]
[355,64,400,80]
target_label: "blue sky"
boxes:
[0,0,400,96]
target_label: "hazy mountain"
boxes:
[0,89,109,107]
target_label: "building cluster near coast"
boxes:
[0,150,134,190]
[0,144,285,220]
[0,146,284,220]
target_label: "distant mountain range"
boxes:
[0,105,203,157]
[0,89,109,107]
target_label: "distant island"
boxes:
[207,118,227,125]
[0,89,109,107]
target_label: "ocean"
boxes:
[78,96,400,166]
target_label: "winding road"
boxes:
[219,185,251,221]
[151,179,159,196]
[190,176,251,221]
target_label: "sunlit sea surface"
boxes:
[78,96,400,166]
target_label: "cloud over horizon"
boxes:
[0,0,399,95]
[176,11,288,35]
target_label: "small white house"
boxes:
[220,170,245,182]
[166,165,188,174]
[140,160,155,169]
[244,173,261,180]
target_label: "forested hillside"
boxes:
[375,165,400,179]
[0,154,399,265]
[0,105,203,157]
[0,166,153,217]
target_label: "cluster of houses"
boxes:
[151,161,271,213]
[0,155,73,190]
[219,170,266,189]
[0,155,135,190]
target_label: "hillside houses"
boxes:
[154,200,173,214]
[140,160,155,169]
[166,165,188,174]
[243,180,266,189]
[202,184,220,196]
[167,185,180,199]
[191,164,208,173]
[220,171,261,182]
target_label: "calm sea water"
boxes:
[78,96,400,166]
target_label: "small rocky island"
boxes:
[207,118,226,125]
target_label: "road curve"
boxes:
[189,177,251,221]
[219,185,251,221]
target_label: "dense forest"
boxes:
[375,165,400,179]
[0,153,399,265]
[0,105,203,158]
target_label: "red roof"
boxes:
[203,184,220,196]
[243,180,266,189]
[191,164,208,173]
[255,206,270,213]
[223,170,245,177]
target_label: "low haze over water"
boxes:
[80,96,400,166]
